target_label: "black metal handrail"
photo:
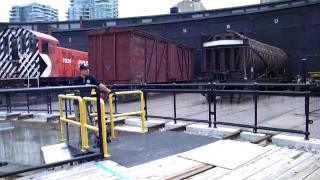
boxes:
[112,83,312,140]
[0,85,105,178]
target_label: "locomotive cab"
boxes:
[0,27,88,87]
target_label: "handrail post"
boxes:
[26,93,30,113]
[208,82,212,128]
[64,96,70,141]
[142,83,148,121]
[9,94,12,113]
[140,91,146,133]
[305,91,310,140]
[95,89,106,158]
[213,82,217,128]
[253,83,258,133]
[82,96,108,158]
[114,94,118,114]
[6,94,11,113]
[69,99,72,115]
[173,83,177,124]
[108,93,116,138]
[49,93,53,114]
[79,98,89,151]
[47,93,49,114]
[99,99,108,158]
[58,96,65,142]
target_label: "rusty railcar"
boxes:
[88,27,193,84]
[202,31,288,82]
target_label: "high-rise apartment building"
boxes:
[261,0,285,3]
[176,0,206,13]
[9,3,58,23]
[68,0,118,20]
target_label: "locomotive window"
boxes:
[30,37,37,52]
[11,37,19,60]
[21,36,27,53]
[4,37,9,55]
[42,41,49,54]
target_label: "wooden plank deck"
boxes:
[18,140,320,180]
[178,140,275,170]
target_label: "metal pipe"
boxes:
[140,91,146,133]
[254,92,258,133]
[146,115,208,123]
[58,94,89,151]
[305,91,310,140]
[111,83,309,88]
[8,95,11,113]
[258,126,305,134]
[0,108,60,112]
[0,85,97,94]
[58,96,65,142]
[95,91,104,158]
[47,93,50,114]
[26,93,30,113]
[114,95,118,114]
[113,111,143,118]
[64,98,70,141]
[0,153,102,178]
[69,99,72,115]
[216,121,254,129]
[213,84,217,128]
[108,93,116,138]
[60,118,81,126]
[208,89,212,128]
[108,90,145,138]
[83,96,108,158]
[173,90,177,124]
[144,91,148,121]
[114,90,143,95]
[142,83,148,121]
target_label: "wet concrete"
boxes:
[0,121,79,167]
[108,131,218,167]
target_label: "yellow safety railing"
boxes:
[108,90,146,138]
[58,95,89,152]
[83,97,108,158]
[58,95,108,158]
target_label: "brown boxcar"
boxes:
[88,27,193,84]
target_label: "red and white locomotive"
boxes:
[0,27,88,86]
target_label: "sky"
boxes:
[0,0,260,22]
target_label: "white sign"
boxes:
[63,58,72,64]
[41,143,72,164]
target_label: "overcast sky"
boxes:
[0,0,260,22]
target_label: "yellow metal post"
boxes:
[58,96,65,142]
[58,95,89,152]
[108,94,116,138]
[108,91,146,137]
[100,99,108,158]
[79,100,89,151]
[140,91,146,133]
[83,97,108,158]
